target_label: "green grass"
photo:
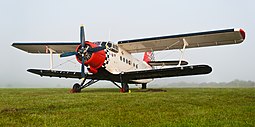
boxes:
[0,88,254,127]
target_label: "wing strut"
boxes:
[46,46,56,70]
[178,38,189,66]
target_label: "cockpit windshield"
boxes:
[94,41,119,53]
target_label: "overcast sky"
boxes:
[0,0,254,88]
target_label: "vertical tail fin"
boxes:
[143,52,154,63]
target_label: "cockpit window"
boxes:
[94,41,101,46]
[101,42,107,46]
[107,42,112,48]
[107,42,118,53]
[112,44,118,52]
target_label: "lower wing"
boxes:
[121,65,212,82]
[27,65,211,83]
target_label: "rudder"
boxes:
[143,52,154,63]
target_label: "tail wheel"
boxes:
[142,83,147,89]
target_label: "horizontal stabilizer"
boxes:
[148,60,188,66]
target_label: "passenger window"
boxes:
[136,64,138,69]
[128,60,131,65]
[123,58,125,62]
[120,56,122,61]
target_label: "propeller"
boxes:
[59,25,107,77]
[60,26,106,59]
[87,46,106,52]
[60,52,78,57]
[60,46,106,58]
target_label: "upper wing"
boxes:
[12,42,80,54]
[118,28,245,53]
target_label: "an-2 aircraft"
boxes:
[12,26,245,92]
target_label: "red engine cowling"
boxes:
[75,41,106,74]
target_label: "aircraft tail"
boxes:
[143,52,154,63]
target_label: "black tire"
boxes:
[73,83,81,93]
[122,83,129,92]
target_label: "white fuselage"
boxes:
[103,45,153,84]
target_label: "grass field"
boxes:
[0,88,254,127]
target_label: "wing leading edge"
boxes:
[118,28,245,53]
[12,42,80,54]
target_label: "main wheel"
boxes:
[72,83,81,93]
[121,83,129,93]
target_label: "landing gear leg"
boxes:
[70,78,86,93]
[142,83,147,89]
[121,82,129,93]
[70,78,98,93]
[119,72,129,93]
[111,81,129,93]
[111,81,121,89]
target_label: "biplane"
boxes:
[12,26,245,92]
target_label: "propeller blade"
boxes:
[81,54,85,77]
[80,25,85,49]
[60,52,78,58]
[87,46,106,53]
[80,25,86,78]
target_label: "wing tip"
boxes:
[11,42,19,47]
[239,28,246,40]
[235,28,246,40]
